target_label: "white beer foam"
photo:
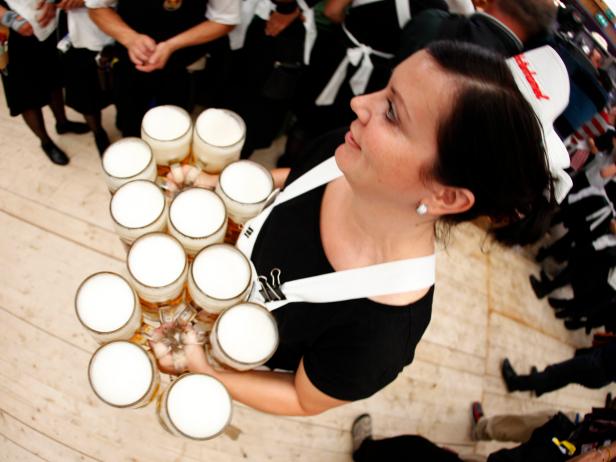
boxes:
[128,234,186,288]
[76,273,134,332]
[218,304,277,364]
[192,245,250,299]
[103,138,152,178]
[111,181,165,229]
[90,342,153,406]
[219,161,272,204]
[142,106,191,141]
[196,109,243,147]
[170,189,226,238]
[167,374,231,439]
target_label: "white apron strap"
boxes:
[236,157,343,258]
[296,0,317,65]
[257,255,436,310]
[315,24,394,106]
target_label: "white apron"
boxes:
[314,0,411,106]
[236,156,436,312]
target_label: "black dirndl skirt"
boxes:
[1,31,62,116]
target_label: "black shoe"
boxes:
[501,358,520,392]
[548,297,569,309]
[56,120,90,135]
[555,309,572,319]
[564,319,584,330]
[94,130,110,156]
[529,275,547,299]
[41,141,69,165]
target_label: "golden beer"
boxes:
[210,302,278,371]
[88,341,160,408]
[110,180,168,246]
[141,105,193,174]
[75,272,142,343]
[101,138,157,193]
[192,108,245,174]
[168,188,227,257]
[157,373,232,440]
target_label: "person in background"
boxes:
[0,0,90,165]
[88,0,240,136]
[59,0,114,155]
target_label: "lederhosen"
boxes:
[112,0,211,136]
[236,157,435,351]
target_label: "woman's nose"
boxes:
[350,94,370,124]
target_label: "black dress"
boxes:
[251,130,434,401]
[0,4,62,116]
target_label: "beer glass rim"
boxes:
[164,372,233,440]
[101,137,155,180]
[190,244,252,302]
[127,232,188,289]
[75,271,139,335]
[142,105,192,142]
[218,161,274,206]
[169,187,227,240]
[110,180,167,231]
[194,108,246,148]
[88,340,157,408]
[213,302,279,367]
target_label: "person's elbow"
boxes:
[323,5,345,23]
[209,21,236,36]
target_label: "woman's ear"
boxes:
[426,185,475,216]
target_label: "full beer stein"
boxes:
[168,188,227,257]
[110,180,168,246]
[215,160,274,244]
[141,105,192,174]
[127,232,188,319]
[186,244,252,328]
[157,373,232,440]
[101,138,157,193]
[75,272,142,343]
[209,302,278,371]
[88,341,160,408]
[192,108,245,174]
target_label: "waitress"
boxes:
[165,41,565,415]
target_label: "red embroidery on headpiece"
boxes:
[514,55,550,101]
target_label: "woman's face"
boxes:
[335,51,455,209]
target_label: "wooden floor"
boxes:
[1,95,614,462]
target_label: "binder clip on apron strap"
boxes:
[258,268,286,302]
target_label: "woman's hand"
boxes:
[165,164,219,191]
[149,323,209,375]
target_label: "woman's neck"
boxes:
[323,179,436,268]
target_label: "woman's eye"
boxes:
[386,100,397,123]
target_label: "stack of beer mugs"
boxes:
[74,105,280,440]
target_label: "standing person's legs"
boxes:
[112,56,152,137]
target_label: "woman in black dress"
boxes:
[1,0,89,165]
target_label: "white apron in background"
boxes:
[314,0,411,106]
[236,156,436,312]
[228,0,316,65]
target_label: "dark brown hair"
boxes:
[425,41,556,245]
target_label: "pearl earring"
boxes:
[416,203,428,216]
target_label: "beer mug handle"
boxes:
[223,424,242,440]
